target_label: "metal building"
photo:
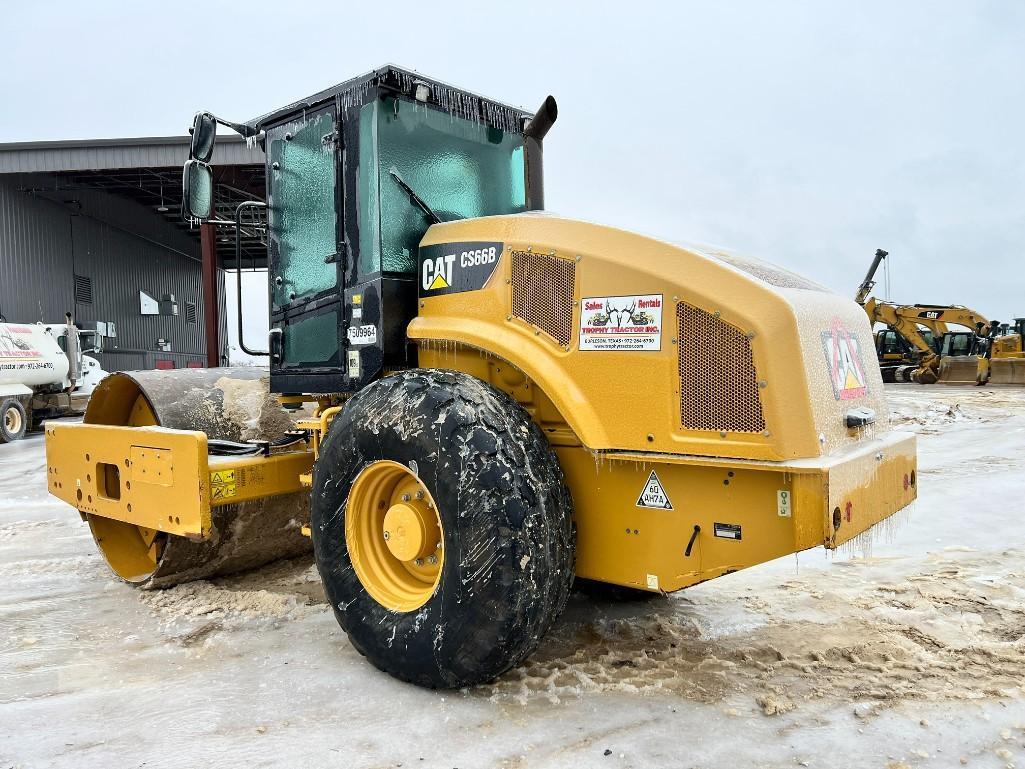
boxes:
[0,136,265,370]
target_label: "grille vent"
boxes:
[510,250,575,346]
[677,302,766,433]
[185,302,198,324]
[74,274,92,305]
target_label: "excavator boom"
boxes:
[854,248,888,306]
[856,251,990,385]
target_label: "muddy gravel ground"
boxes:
[2,385,1024,769]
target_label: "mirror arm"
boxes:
[234,201,270,357]
[188,111,262,164]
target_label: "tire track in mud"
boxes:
[137,556,326,639]
[485,552,1025,712]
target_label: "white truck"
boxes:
[0,318,107,443]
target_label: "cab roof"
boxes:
[248,64,533,134]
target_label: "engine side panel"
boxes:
[411,214,888,462]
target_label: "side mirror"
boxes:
[189,111,217,162]
[182,160,214,221]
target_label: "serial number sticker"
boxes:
[580,294,663,351]
[713,522,742,540]
[346,324,377,346]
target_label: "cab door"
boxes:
[266,106,345,392]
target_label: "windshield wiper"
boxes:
[388,167,442,225]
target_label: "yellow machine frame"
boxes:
[45,423,312,540]
[46,215,917,593]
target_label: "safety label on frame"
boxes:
[210,469,237,500]
[579,294,662,351]
[636,470,673,510]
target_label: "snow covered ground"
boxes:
[2,385,1024,769]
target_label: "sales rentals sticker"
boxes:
[579,294,663,351]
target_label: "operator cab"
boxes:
[182,66,555,394]
[940,331,984,358]
[874,327,936,362]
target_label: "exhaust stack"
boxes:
[523,95,558,211]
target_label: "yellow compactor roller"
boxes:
[45,66,916,688]
[54,368,313,587]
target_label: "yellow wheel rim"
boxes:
[346,460,444,612]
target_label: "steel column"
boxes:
[200,223,221,367]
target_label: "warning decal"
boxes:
[777,489,792,517]
[210,469,237,500]
[821,319,868,400]
[636,470,673,509]
[580,294,663,351]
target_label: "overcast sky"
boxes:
[3,1,1023,358]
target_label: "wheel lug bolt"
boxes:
[401,494,411,502]
[427,555,437,565]
[415,490,424,500]
[415,558,424,566]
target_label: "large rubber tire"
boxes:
[0,398,27,443]
[311,369,575,688]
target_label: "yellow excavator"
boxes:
[856,249,990,384]
[43,66,917,688]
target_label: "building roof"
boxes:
[0,135,263,174]
[0,135,266,266]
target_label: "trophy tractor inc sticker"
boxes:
[821,319,868,400]
[580,294,663,351]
